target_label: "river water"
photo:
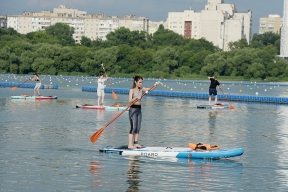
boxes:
[1,75,288,191]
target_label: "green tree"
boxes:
[153,46,179,74]
[228,39,249,50]
[152,25,185,47]
[45,23,75,46]
[26,31,59,44]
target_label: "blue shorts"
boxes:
[209,88,217,96]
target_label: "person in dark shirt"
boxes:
[208,76,220,105]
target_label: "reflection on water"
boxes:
[89,161,102,189]
[208,110,217,136]
[127,156,141,192]
[276,106,288,190]
[1,82,288,191]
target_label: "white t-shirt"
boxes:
[98,78,106,89]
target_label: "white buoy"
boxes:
[256,92,258,95]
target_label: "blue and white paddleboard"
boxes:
[99,146,244,159]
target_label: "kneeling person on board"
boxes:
[208,76,220,105]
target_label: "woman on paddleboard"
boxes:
[128,76,158,149]
[208,76,220,105]
[31,73,41,96]
[97,73,108,106]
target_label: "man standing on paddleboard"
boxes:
[208,76,220,105]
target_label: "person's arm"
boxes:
[142,82,159,92]
[217,81,221,88]
[208,76,214,80]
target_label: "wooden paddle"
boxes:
[218,86,234,109]
[101,63,117,100]
[11,76,32,91]
[90,82,159,143]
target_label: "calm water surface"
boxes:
[1,75,288,191]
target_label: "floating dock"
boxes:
[82,86,288,104]
[0,82,58,89]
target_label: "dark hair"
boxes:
[99,73,104,77]
[131,75,143,88]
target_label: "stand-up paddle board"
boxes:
[76,104,127,111]
[11,96,57,100]
[197,103,229,109]
[99,146,244,159]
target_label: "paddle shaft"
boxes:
[12,76,33,91]
[218,86,234,109]
[90,83,159,143]
[101,64,113,90]
[101,64,117,99]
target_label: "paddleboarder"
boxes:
[31,73,41,96]
[208,76,220,105]
[97,73,108,106]
[128,76,158,149]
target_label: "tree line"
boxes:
[0,23,287,80]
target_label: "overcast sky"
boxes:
[0,0,284,35]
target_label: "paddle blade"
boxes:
[11,87,17,91]
[90,127,105,143]
[112,91,118,100]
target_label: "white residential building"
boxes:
[6,5,149,43]
[166,0,252,50]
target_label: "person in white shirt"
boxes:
[97,73,108,106]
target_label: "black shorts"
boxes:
[209,88,217,96]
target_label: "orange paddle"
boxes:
[90,82,159,143]
[218,86,234,109]
[101,63,117,100]
[11,76,32,91]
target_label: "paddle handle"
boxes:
[104,82,159,128]
[101,64,110,85]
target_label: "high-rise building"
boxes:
[166,0,252,51]
[259,14,283,34]
[280,0,288,59]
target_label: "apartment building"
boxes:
[0,16,7,28]
[6,5,149,43]
[167,0,252,51]
[149,21,167,34]
[259,14,283,34]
